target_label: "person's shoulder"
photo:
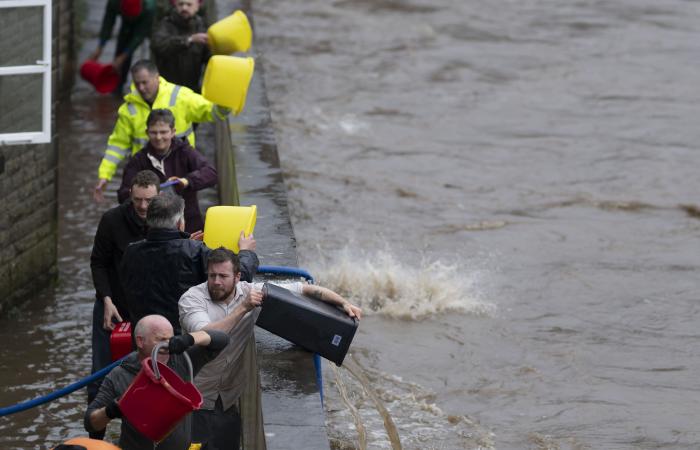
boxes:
[102,203,125,220]
[186,280,209,294]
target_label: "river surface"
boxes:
[254,0,700,448]
[1,0,699,449]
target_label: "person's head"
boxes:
[130,60,160,103]
[146,109,176,154]
[134,315,173,364]
[175,0,200,19]
[130,170,160,219]
[146,193,185,231]
[206,247,241,302]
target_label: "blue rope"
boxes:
[256,265,323,404]
[0,357,125,417]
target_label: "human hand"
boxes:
[243,289,263,312]
[112,53,128,70]
[102,297,123,331]
[342,302,362,320]
[88,47,102,61]
[190,33,208,45]
[238,231,256,251]
[168,334,195,354]
[167,176,189,190]
[189,230,204,241]
[93,179,108,202]
[105,399,122,419]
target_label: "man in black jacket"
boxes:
[88,169,161,428]
[151,0,210,93]
[121,194,258,334]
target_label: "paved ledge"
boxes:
[217,2,329,446]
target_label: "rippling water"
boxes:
[255,0,700,448]
[1,0,699,448]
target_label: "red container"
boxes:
[80,60,119,94]
[110,322,133,361]
[118,357,203,442]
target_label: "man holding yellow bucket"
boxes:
[93,60,234,202]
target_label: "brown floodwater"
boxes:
[2,0,700,449]
[255,0,700,448]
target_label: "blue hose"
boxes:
[1,266,321,417]
[256,265,323,404]
[0,357,125,417]
[257,265,315,283]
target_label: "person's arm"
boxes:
[96,106,136,201]
[90,213,123,330]
[178,330,230,376]
[85,374,121,433]
[205,289,263,333]
[182,145,217,191]
[180,86,229,123]
[151,18,191,55]
[122,7,156,59]
[179,284,262,334]
[301,285,362,320]
[96,0,119,51]
[238,232,259,282]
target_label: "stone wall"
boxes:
[0,1,75,314]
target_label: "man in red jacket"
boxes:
[117,108,217,233]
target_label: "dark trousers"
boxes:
[192,396,241,450]
[115,26,135,94]
[88,297,113,439]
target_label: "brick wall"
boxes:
[0,1,75,314]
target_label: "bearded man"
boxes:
[178,247,361,449]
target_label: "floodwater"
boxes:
[254,0,700,449]
[1,0,699,449]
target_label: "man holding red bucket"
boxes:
[88,0,157,95]
[85,314,228,449]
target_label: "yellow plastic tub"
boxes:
[202,55,255,114]
[203,205,257,253]
[207,10,252,55]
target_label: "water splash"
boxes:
[305,247,496,320]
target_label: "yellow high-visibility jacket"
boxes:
[98,77,229,180]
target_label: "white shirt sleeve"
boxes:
[179,284,213,332]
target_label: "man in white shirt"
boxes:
[179,247,362,450]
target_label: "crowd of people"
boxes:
[83,1,362,449]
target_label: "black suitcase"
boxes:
[257,282,359,366]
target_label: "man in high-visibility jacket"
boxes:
[93,59,229,202]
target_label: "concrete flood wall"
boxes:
[212,1,330,447]
[0,1,75,315]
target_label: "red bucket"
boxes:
[110,322,132,361]
[80,60,119,94]
[118,355,202,442]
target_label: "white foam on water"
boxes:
[305,247,496,320]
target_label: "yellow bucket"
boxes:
[202,55,255,114]
[207,10,252,55]
[203,205,257,253]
